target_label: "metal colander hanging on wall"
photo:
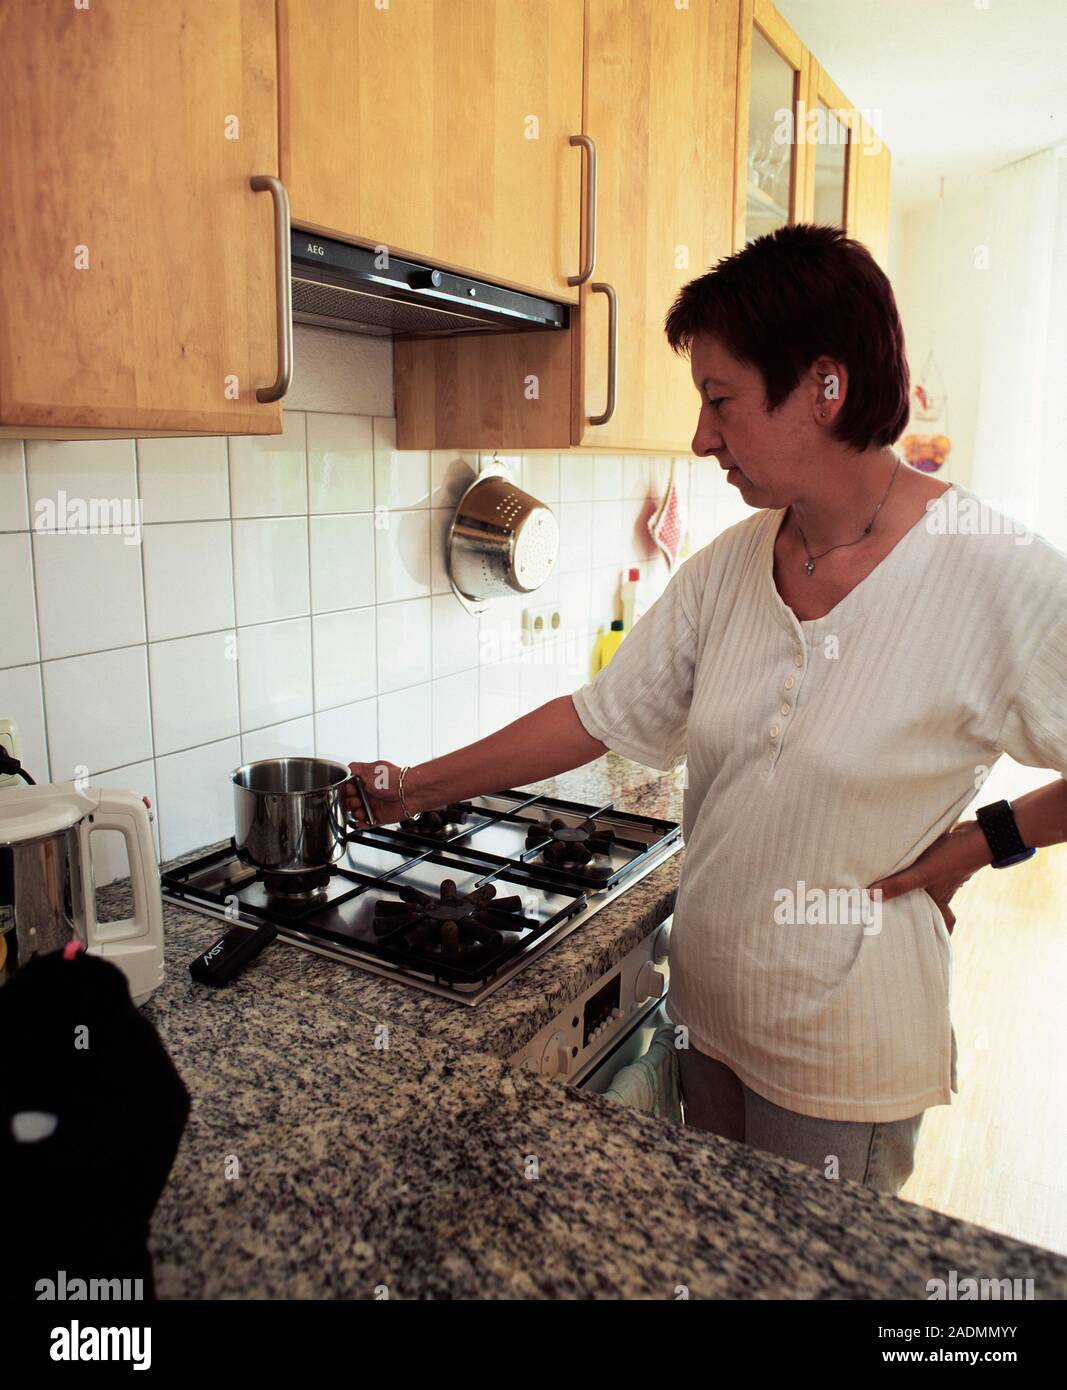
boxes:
[446,461,559,616]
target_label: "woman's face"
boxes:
[689,333,814,509]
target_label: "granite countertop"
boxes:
[100,752,1067,1299]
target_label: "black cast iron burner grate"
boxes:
[356,789,681,890]
[160,838,588,991]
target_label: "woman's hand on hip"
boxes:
[345,760,406,829]
[866,820,987,935]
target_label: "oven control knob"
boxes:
[652,920,671,964]
[634,962,666,1004]
[540,1031,569,1078]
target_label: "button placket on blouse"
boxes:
[764,645,807,778]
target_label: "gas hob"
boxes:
[161,789,682,1004]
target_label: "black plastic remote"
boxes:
[188,921,277,986]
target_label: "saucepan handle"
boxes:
[345,773,377,830]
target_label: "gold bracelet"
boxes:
[398,764,421,821]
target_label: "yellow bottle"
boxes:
[593,620,626,672]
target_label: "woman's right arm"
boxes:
[346,694,607,827]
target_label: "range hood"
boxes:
[290,230,570,339]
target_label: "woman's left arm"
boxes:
[868,777,1067,931]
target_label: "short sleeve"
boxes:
[571,562,698,772]
[996,611,1067,781]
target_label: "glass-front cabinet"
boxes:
[736,0,810,247]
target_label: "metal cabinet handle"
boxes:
[588,282,617,426]
[567,134,597,286]
[250,175,293,403]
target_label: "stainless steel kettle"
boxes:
[0,783,164,1006]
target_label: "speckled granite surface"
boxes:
[139,982,1067,1299]
[96,753,1067,1298]
[151,754,686,1060]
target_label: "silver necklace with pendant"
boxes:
[793,457,902,577]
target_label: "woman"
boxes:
[347,225,1067,1196]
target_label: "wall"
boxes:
[0,325,749,878]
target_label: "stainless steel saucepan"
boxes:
[232,757,376,876]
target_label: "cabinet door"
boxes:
[734,0,810,249]
[575,0,739,451]
[279,0,584,302]
[801,60,852,230]
[846,113,892,270]
[0,0,284,438]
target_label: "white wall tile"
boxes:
[310,512,375,613]
[589,565,621,630]
[143,521,235,641]
[374,508,431,602]
[376,597,431,692]
[377,683,432,766]
[26,439,137,528]
[558,567,591,636]
[241,717,316,764]
[314,697,377,765]
[312,607,377,709]
[557,501,591,572]
[0,533,39,665]
[0,662,50,781]
[431,670,479,757]
[430,592,480,678]
[307,412,375,514]
[232,517,310,625]
[86,760,160,886]
[593,455,622,500]
[137,437,230,523]
[430,508,453,595]
[373,417,429,509]
[521,454,559,504]
[591,499,622,566]
[229,410,307,518]
[237,619,312,730]
[559,455,593,502]
[155,736,242,861]
[149,631,240,756]
[520,643,562,717]
[478,594,523,667]
[622,455,650,500]
[0,440,28,531]
[43,645,152,779]
[478,658,522,738]
[33,531,145,660]
[430,449,477,509]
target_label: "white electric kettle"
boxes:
[0,781,164,1006]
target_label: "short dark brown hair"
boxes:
[663,224,910,452]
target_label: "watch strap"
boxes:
[975,799,1035,868]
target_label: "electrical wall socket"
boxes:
[522,604,562,644]
[0,718,22,790]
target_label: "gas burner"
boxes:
[371,878,527,960]
[399,803,470,836]
[525,817,616,868]
[261,866,331,899]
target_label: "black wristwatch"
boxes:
[975,799,1037,868]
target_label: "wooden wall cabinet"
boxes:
[396,0,740,454]
[278,0,585,304]
[0,0,285,440]
[799,56,892,270]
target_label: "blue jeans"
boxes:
[677,1045,924,1195]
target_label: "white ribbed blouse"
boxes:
[572,482,1067,1121]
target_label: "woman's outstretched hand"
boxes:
[866,820,987,935]
[345,760,406,829]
